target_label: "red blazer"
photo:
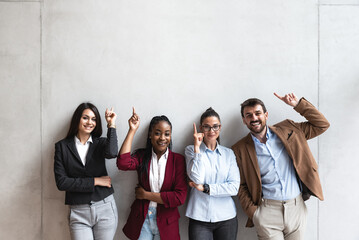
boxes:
[117,149,187,240]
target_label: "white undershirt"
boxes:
[149,148,168,208]
[74,136,93,166]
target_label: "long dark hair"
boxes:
[66,103,102,139]
[136,115,172,180]
[200,107,221,144]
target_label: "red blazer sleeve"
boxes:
[116,152,140,171]
[160,154,187,208]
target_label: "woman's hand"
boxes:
[135,185,147,200]
[105,107,117,126]
[134,185,164,204]
[188,181,204,192]
[94,176,112,188]
[193,123,204,153]
[128,107,140,131]
[119,107,139,154]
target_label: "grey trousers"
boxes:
[69,194,118,240]
[252,194,307,240]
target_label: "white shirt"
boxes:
[149,148,168,208]
[74,136,93,166]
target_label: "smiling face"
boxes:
[201,116,221,144]
[78,108,97,136]
[242,104,268,135]
[150,121,172,158]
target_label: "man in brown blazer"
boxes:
[231,93,330,240]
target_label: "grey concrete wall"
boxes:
[0,0,358,239]
[0,2,41,240]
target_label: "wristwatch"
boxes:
[203,184,210,194]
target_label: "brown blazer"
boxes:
[231,98,330,227]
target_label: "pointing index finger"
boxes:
[193,123,198,134]
[273,92,283,100]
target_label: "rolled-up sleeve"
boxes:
[116,152,140,171]
[104,127,118,158]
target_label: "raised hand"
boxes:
[128,107,140,131]
[105,107,117,126]
[119,107,139,154]
[193,123,204,153]
[274,92,299,107]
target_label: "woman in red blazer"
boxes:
[117,108,187,240]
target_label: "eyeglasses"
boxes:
[201,125,221,132]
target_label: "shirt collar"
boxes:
[151,148,169,160]
[74,135,93,145]
[266,127,273,138]
[200,141,222,155]
[251,126,270,143]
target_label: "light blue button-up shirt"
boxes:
[185,142,240,222]
[252,127,301,201]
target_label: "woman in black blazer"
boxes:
[54,103,118,240]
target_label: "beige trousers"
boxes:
[252,194,307,240]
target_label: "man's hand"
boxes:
[274,92,299,107]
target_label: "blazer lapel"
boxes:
[66,139,82,165]
[244,134,261,182]
[269,126,294,159]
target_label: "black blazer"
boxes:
[54,128,118,205]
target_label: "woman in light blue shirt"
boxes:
[185,107,240,240]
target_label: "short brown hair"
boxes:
[241,98,267,117]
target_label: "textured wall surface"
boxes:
[0,1,358,239]
[319,5,359,240]
[0,2,41,240]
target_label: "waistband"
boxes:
[70,194,114,208]
[261,194,303,207]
